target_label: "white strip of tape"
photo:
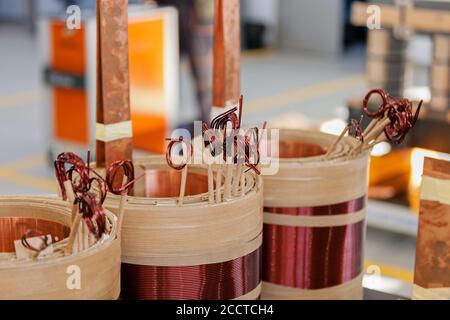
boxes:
[233,283,262,300]
[96,121,132,143]
[262,273,363,300]
[420,175,450,206]
[264,209,366,228]
[413,284,450,300]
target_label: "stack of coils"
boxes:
[261,129,369,299]
[102,156,263,300]
[430,34,450,112]
[366,29,411,98]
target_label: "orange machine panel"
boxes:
[51,22,88,144]
[128,17,167,153]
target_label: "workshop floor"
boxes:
[0,24,416,297]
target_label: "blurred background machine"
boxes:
[431,34,450,112]
[39,4,179,158]
[349,1,450,227]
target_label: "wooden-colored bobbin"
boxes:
[0,197,120,300]
[101,156,263,300]
[262,129,369,300]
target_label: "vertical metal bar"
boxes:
[213,0,241,108]
[95,0,133,169]
[414,157,450,299]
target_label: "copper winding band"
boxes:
[263,196,366,294]
[264,196,366,228]
[120,248,261,300]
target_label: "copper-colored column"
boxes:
[95,0,133,169]
[213,0,240,108]
[414,157,450,299]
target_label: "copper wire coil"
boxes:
[263,198,365,290]
[102,157,262,300]
[121,248,261,300]
[144,169,210,198]
[0,218,69,253]
[263,221,364,289]
[262,130,368,298]
[265,196,365,217]
[278,141,327,159]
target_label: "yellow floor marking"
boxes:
[0,90,41,109]
[365,260,414,283]
[241,48,279,60]
[7,173,56,193]
[0,155,47,171]
[0,168,56,193]
[0,154,55,193]
[245,74,366,115]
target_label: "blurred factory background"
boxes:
[1,0,450,298]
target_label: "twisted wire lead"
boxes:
[166,138,193,171]
[361,88,422,145]
[20,229,50,254]
[54,152,90,200]
[75,191,107,239]
[106,160,136,195]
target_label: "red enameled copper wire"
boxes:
[166,138,193,171]
[123,97,262,300]
[201,97,261,174]
[75,191,107,239]
[263,197,365,289]
[265,196,365,217]
[53,151,134,239]
[20,229,50,253]
[105,160,136,195]
[54,152,90,200]
[120,248,261,300]
[348,116,364,142]
[362,88,422,144]
[0,218,69,253]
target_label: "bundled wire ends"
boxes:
[327,88,422,157]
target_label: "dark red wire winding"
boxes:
[166,137,193,171]
[348,116,364,142]
[200,96,261,174]
[20,229,50,254]
[237,127,261,174]
[363,88,389,118]
[384,98,422,144]
[75,192,107,239]
[53,152,142,238]
[54,152,90,200]
[105,160,136,195]
[360,88,422,144]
